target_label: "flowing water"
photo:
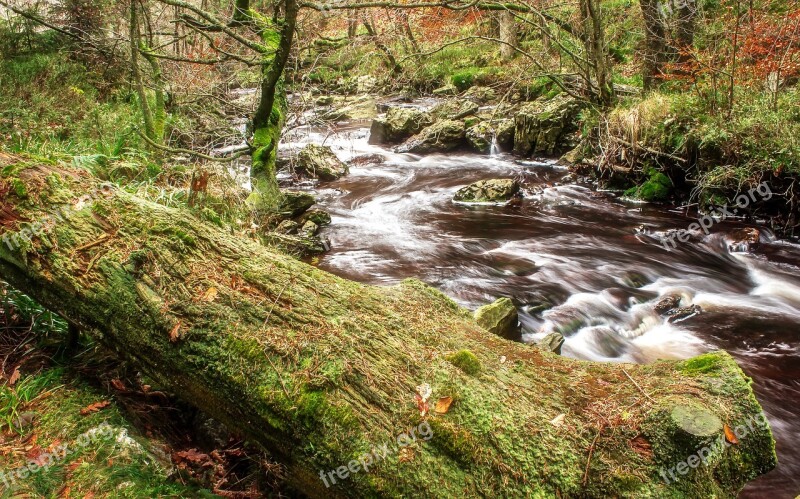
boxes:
[278,107,800,497]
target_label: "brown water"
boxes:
[281,118,800,497]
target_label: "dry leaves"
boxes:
[434,396,453,415]
[200,287,218,303]
[80,400,110,416]
[550,413,566,427]
[8,366,20,386]
[169,321,182,343]
[724,424,739,445]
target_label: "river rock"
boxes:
[315,95,334,106]
[298,208,332,226]
[279,190,315,217]
[396,120,466,154]
[275,220,299,235]
[513,94,585,156]
[537,332,565,355]
[349,153,387,166]
[296,144,349,181]
[464,85,497,104]
[319,95,377,121]
[466,121,493,154]
[667,305,701,323]
[432,84,458,96]
[727,227,761,252]
[495,119,515,150]
[474,297,520,339]
[430,99,479,121]
[654,294,681,315]
[453,179,520,203]
[368,107,432,144]
[301,220,319,237]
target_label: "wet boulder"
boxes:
[464,85,497,104]
[368,107,432,144]
[474,297,520,340]
[396,120,466,154]
[298,208,332,227]
[430,99,479,121]
[495,119,515,150]
[466,121,493,154]
[727,227,761,253]
[296,144,349,181]
[349,153,387,166]
[453,179,520,203]
[513,94,585,156]
[318,95,377,122]
[654,294,682,315]
[432,84,458,96]
[279,190,316,217]
[537,332,565,355]
[275,220,299,235]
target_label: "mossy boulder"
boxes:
[513,94,586,156]
[474,297,520,340]
[278,190,315,217]
[453,179,520,203]
[446,349,483,375]
[495,118,515,150]
[430,99,480,121]
[368,107,432,144]
[396,120,466,154]
[463,85,497,104]
[296,144,349,181]
[318,95,377,122]
[537,332,565,355]
[466,121,493,154]
[298,208,331,226]
[625,169,673,202]
[432,84,458,96]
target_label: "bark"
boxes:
[130,0,158,143]
[231,0,251,26]
[362,18,402,74]
[640,0,668,90]
[579,0,614,105]
[0,157,777,497]
[499,10,517,60]
[250,0,298,210]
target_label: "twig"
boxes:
[265,354,292,400]
[264,280,290,325]
[583,427,602,486]
[622,369,655,402]
[136,130,249,163]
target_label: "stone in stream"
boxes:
[466,121,494,154]
[318,95,377,121]
[301,220,319,238]
[429,99,479,121]
[298,208,332,227]
[296,144,349,181]
[537,332,566,355]
[278,190,316,217]
[495,118,515,150]
[463,85,498,104]
[727,227,761,253]
[396,120,466,154]
[368,107,432,144]
[432,84,458,96]
[348,153,387,166]
[275,220,299,235]
[453,179,521,203]
[667,305,702,323]
[654,294,682,315]
[513,94,585,156]
[474,297,521,340]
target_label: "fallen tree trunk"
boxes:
[0,157,777,497]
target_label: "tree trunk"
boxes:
[640,0,668,91]
[250,0,298,211]
[0,157,777,497]
[499,10,517,60]
[579,0,614,105]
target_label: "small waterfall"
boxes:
[489,132,499,156]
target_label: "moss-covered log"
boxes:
[0,158,777,497]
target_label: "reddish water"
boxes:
[281,120,800,497]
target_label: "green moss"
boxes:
[625,169,673,202]
[446,350,482,376]
[679,352,726,375]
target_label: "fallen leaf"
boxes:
[8,366,20,386]
[398,447,415,463]
[550,413,566,427]
[110,379,127,391]
[724,424,739,445]
[435,396,454,414]
[174,448,212,466]
[414,394,430,417]
[25,445,43,460]
[499,356,507,364]
[415,383,432,402]
[80,400,110,416]
[200,287,218,303]
[169,321,182,343]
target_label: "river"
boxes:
[278,106,800,497]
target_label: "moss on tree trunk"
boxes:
[0,158,777,497]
